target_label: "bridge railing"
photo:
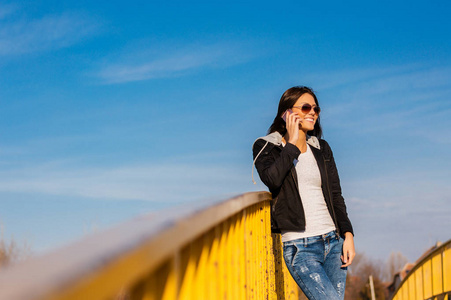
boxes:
[0,192,302,300]
[392,239,451,300]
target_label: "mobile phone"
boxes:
[282,109,293,122]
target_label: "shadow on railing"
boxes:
[0,192,303,300]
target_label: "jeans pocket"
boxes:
[283,243,300,267]
[330,236,344,256]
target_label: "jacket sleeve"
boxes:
[321,140,354,236]
[253,139,301,191]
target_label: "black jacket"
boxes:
[252,132,353,238]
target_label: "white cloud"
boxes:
[342,169,451,260]
[95,42,255,84]
[311,64,423,91]
[315,64,451,136]
[344,169,451,218]
[311,64,451,94]
[0,11,99,56]
[0,160,252,203]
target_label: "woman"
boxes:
[252,86,355,299]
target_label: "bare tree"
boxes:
[0,224,32,268]
[345,252,387,300]
[348,252,385,282]
[385,251,409,282]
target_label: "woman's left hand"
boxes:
[341,232,355,267]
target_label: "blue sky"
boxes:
[0,0,450,263]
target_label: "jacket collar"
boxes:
[254,131,320,149]
[252,131,321,185]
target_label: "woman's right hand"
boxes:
[286,110,300,145]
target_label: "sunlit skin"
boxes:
[283,93,356,268]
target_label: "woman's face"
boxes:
[292,93,319,132]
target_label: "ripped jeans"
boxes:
[282,230,347,300]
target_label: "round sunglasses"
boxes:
[292,103,321,115]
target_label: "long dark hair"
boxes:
[268,86,323,138]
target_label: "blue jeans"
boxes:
[282,230,347,300]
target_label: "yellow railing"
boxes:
[0,192,302,300]
[392,239,451,300]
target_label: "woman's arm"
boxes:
[253,140,300,190]
[320,140,356,266]
[320,140,354,236]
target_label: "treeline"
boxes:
[344,251,409,300]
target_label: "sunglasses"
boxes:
[292,103,321,115]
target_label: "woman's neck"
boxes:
[284,130,308,153]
